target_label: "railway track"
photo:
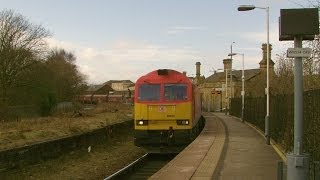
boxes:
[105,153,177,180]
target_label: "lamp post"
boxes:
[225,69,229,115]
[217,68,235,115]
[228,53,245,122]
[238,5,270,145]
[225,68,232,115]
[230,42,235,99]
[217,68,229,115]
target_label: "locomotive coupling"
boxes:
[168,127,174,139]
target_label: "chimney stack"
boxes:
[223,58,232,72]
[195,62,201,78]
[259,43,274,70]
[182,71,187,76]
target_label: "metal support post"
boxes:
[265,6,270,145]
[237,4,272,145]
[277,161,284,180]
[225,69,228,115]
[241,53,245,122]
[228,52,245,121]
[287,36,309,180]
[220,91,223,112]
[230,42,234,101]
[229,42,234,115]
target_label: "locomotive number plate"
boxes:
[158,106,166,112]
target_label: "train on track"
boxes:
[134,69,205,153]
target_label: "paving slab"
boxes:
[150,113,282,180]
[213,113,282,180]
[150,114,226,180]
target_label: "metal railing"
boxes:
[231,89,320,179]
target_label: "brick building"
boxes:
[199,43,275,112]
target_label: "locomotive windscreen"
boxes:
[164,84,187,101]
[138,84,160,101]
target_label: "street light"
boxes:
[225,69,229,115]
[230,42,235,99]
[217,68,229,115]
[228,53,245,123]
[217,68,235,115]
[238,5,270,145]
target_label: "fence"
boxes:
[230,89,320,179]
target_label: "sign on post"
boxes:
[287,48,312,58]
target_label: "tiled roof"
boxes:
[259,59,275,66]
[87,85,104,92]
[86,84,113,92]
[205,69,260,83]
[104,80,134,85]
[205,72,225,82]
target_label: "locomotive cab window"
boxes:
[164,84,187,101]
[138,84,160,101]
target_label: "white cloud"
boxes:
[231,23,294,66]
[46,38,201,84]
[45,31,288,84]
[167,26,207,35]
[45,37,82,50]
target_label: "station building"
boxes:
[198,44,276,112]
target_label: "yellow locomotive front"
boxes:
[134,69,203,152]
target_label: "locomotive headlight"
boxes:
[136,120,148,126]
[176,120,189,125]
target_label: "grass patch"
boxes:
[0,103,133,150]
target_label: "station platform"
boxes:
[149,112,282,180]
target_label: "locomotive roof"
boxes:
[136,69,192,84]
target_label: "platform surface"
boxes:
[150,113,282,180]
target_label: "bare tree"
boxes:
[272,52,294,95]
[302,1,320,89]
[0,9,50,105]
[45,49,87,102]
[289,0,320,7]
[303,37,320,90]
[273,1,320,93]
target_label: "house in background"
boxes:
[79,84,114,104]
[105,80,135,97]
[199,43,275,112]
[85,84,114,95]
[105,80,134,91]
[79,80,136,104]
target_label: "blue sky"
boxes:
[0,0,311,84]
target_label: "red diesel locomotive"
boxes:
[134,69,204,152]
